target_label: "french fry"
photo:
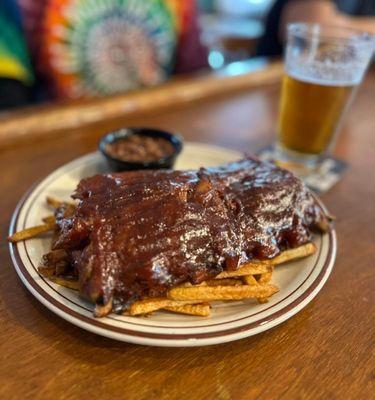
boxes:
[178,278,243,287]
[164,303,210,317]
[242,275,258,285]
[168,284,279,301]
[271,243,316,265]
[216,263,269,279]
[8,195,78,243]
[49,276,79,290]
[257,266,274,284]
[216,243,315,279]
[128,298,203,315]
[46,196,63,208]
[205,278,243,286]
[42,215,56,224]
[7,222,56,243]
[242,274,272,303]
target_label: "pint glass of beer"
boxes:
[276,24,374,169]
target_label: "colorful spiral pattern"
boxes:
[40,0,176,98]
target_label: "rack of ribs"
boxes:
[51,157,330,314]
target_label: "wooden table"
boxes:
[0,68,374,400]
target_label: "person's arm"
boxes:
[279,0,375,41]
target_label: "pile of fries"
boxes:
[8,197,316,318]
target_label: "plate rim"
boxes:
[8,147,337,347]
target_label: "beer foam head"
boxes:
[285,24,375,86]
[286,60,363,87]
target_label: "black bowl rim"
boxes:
[98,127,184,168]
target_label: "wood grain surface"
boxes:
[0,68,374,400]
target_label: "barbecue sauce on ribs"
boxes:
[52,158,329,314]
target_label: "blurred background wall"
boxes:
[1,0,373,110]
[0,0,278,110]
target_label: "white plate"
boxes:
[9,142,336,347]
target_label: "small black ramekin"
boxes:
[98,127,183,172]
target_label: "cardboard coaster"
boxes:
[257,146,348,194]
